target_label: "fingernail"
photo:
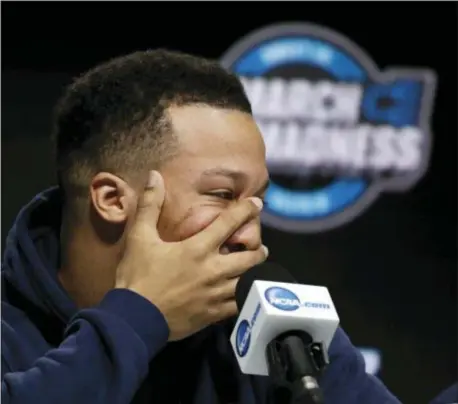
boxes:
[147,171,157,189]
[250,197,263,210]
[262,245,269,257]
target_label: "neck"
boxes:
[58,215,122,309]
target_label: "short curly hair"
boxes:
[52,49,251,214]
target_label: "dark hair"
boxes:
[51,49,251,211]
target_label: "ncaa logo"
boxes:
[221,23,437,233]
[235,320,251,357]
[265,287,301,311]
[235,303,261,357]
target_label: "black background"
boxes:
[2,2,457,403]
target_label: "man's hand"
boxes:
[115,170,268,341]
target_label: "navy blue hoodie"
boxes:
[0,188,447,404]
[430,384,458,404]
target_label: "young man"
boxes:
[1,49,409,403]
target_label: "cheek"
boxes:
[160,206,223,242]
[175,207,222,241]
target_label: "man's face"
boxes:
[156,105,269,252]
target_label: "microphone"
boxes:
[230,263,340,404]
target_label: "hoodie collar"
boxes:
[2,186,77,323]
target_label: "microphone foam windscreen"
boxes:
[235,262,296,310]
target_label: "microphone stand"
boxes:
[265,331,329,404]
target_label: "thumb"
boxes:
[132,170,165,241]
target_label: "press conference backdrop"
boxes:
[2,3,457,403]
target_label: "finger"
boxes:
[214,300,238,321]
[191,198,263,250]
[130,170,165,242]
[219,245,269,279]
[210,278,239,302]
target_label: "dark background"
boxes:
[2,2,457,403]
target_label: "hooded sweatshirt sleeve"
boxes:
[321,328,402,404]
[430,384,458,404]
[2,289,169,404]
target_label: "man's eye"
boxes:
[209,191,235,200]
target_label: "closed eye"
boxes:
[208,191,268,208]
[208,191,235,201]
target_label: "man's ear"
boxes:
[89,172,136,224]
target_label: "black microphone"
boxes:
[233,263,338,404]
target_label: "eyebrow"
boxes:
[201,167,270,195]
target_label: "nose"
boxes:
[225,217,262,252]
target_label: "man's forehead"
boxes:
[165,105,268,187]
[168,105,262,144]
[201,167,249,180]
